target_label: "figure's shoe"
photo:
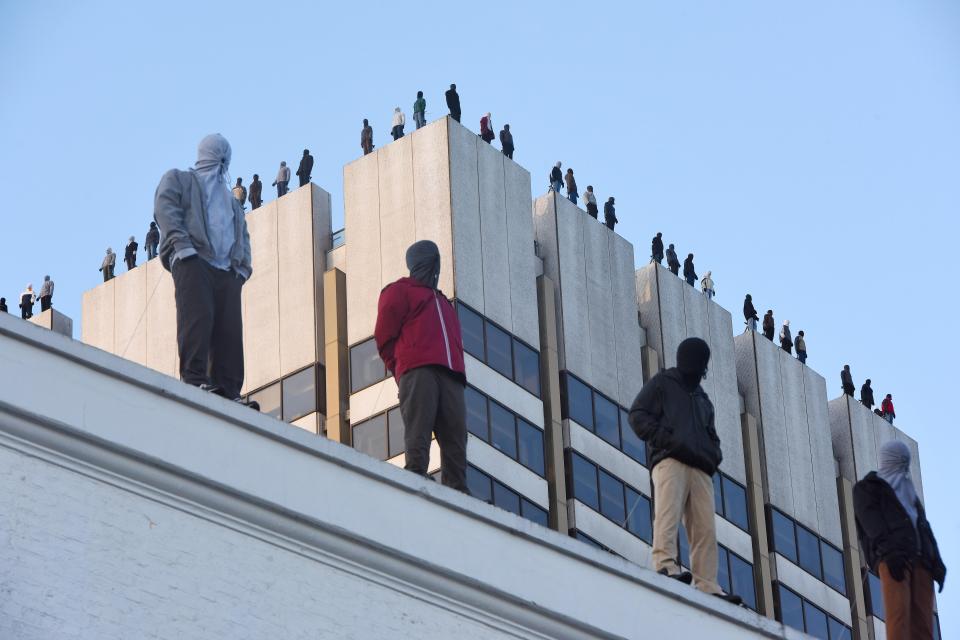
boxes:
[658,568,693,585]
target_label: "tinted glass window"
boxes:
[353,414,388,460]
[796,525,822,579]
[387,406,405,458]
[350,338,386,392]
[282,366,317,422]
[513,340,541,397]
[821,542,846,594]
[465,386,489,440]
[729,553,757,611]
[717,546,730,593]
[829,618,851,640]
[570,453,598,510]
[249,382,281,420]
[722,476,750,532]
[620,409,646,464]
[678,523,690,569]
[564,374,594,430]
[485,322,513,379]
[867,571,885,620]
[458,304,485,360]
[771,509,797,562]
[625,488,652,542]
[489,401,517,459]
[466,465,492,503]
[778,585,804,632]
[521,499,549,527]
[713,473,724,515]
[593,394,620,448]
[493,480,521,515]
[803,601,829,640]
[598,469,626,524]
[517,419,545,476]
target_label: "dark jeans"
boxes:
[102,265,114,282]
[250,198,261,209]
[763,328,774,341]
[147,243,158,259]
[392,125,404,140]
[606,218,616,231]
[172,257,245,399]
[126,257,136,270]
[450,110,461,122]
[398,365,468,492]
[586,202,598,219]
[20,306,32,320]
[276,181,288,197]
[502,147,514,159]
[298,174,309,187]
[797,349,807,364]
[669,263,679,275]
[40,295,51,312]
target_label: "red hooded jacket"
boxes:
[881,397,895,417]
[374,277,466,383]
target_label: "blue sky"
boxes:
[2,0,957,632]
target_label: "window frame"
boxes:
[349,337,388,393]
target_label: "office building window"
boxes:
[489,400,518,459]
[567,450,652,543]
[717,546,730,593]
[598,469,626,524]
[282,366,317,422]
[249,381,282,420]
[713,473,724,513]
[465,385,545,478]
[625,488,652,543]
[820,541,846,595]
[769,507,846,596]
[770,508,798,562]
[776,582,850,638]
[485,323,513,379]
[467,465,546,528]
[866,570,884,620]
[729,553,757,611]
[563,374,594,430]
[513,341,541,397]
[777,584,804,632]
[353,413,388,459]
[459,303,485,360]
[619,408,646,465]
[570,452,599,510]
[796,524,822,580]
[387,406,405,458]
[465,386,489,440]
[829,617,852,640]
[456,302,541,397]
[721,476,749,532]
[467,465,493,503]
[521,499,549,527]
[678,523,691,570]
[803,601,829,640]
[493,480,521,516]
[517,418,545,476]
[349,338,387,392]
[561,373,647,467]
[594,393,620,449]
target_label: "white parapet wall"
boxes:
[28,308,73,337]
[0,313,803,640]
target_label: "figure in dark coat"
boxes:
[666,244,680,275]
[361,119,374,155]
[603,197,617,230]
[651,233,664,264]
[762,310,775,341]
[499,124,514,159]
[743,294,759,332]
[682,254,697,287]
[124,236,138,270]
[861,379,875,409]
[0,298,7,313]
[296,149,313,187]
[249,174,263,210]
[841,365,855,397]
[145,222,160,260]
[445,84,461,122]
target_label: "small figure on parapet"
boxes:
[480,112,495,144]
[666,244,680,275]
[145,221,160,259]
[795,330,807,364]
[861,379,875,409]
[549,162,563,193]
[683,253,697,287]
[762,310,775,341]
[100,248,116,282]
[584,186,598,219]
[0,298,7,313]
[779,320,793,354]
[232,177,247,209]
[565,168,578,205]
[297,149,314,187]
[39,275,54,312]
[841,365,855,397]
[375,240,468,493]
[651,232,664,264]
[604,197,617,230]
[125,236,138,270]
[743,294,759,332]
[273,161,290,197]
[445,83,461,122]
[249,174,263,210]
[701,271,715,300]
[881,394,896,425]
[499,124,514,159]
[19,284,35,320]
[391,107,406,140]
[413,91,427,129]
[361,119,374,156]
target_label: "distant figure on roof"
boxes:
[361,119,374,155]
[700,271,714,300]
[19,284,35,320]
[499,124,514,158]
[125,236,138,270]
[743,294,759,332]
[375,240,468,493]
[39,275,54,312]
[565,168,578,205]
[666,244,680,275]
[881,394,896,425]
[480,112,494,144]
[584,186,598,219]
[795,330,807,364]
[0,298,7,313]
[273,161,290,197]
[391,107,406,140]
[249,174,263,210]
[651,232,664,264]
[296,149,313,187]
[413,91,427,129]
[861,379,875,409]
[779,320,793,354]
[550,162,563,193]
[145,221,160,259]
[841,365,855,397]
[100,248,116,282]
[232,177,247,208]
[762,310,775,341]
[445,84,461,122]
[604,197,618,230]
[683,253,697,287]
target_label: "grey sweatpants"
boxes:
[398,366,468,492]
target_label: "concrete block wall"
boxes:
[28,308,73,337]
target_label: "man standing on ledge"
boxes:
[445,83,461,122]
[629,337,742,605]
[375,240,468,492]
[154,134,253,405]
[296,149,313,187]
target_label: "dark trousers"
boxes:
[502,147,514,159]
[586,203,598,219]
[763,328,774,341]
[126,256,136,270]
[20,305,32,320]
[450,110,461,122]
[797,349,807,364]
[250,198,261,210]
[843,384,855,397]
[172,257,245,399]
[392,125,404,140]
[606,219,616,230]
[276,181,288,197]
[398,365,468,492]
[102,265,114,282]
[299,174,309,187]
[669,263,679,275]
[880,561,934,640]
[40,295,51,312]
[147,243,158,259]
[652,254,663,264]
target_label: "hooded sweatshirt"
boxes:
[193,134,236,270]
[101,250,116,269]
[392,108,405,128]
[878,440,919,528]
[701,271,714,290]
[40,277,54,298]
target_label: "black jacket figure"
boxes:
[841,365,855,396]
[743,295,759,323]
[651,233,664,263]
[629,338,723,475]
[779,323,793,353]
[550,164,562,189]
[0,298,6,313]
[145,222,160,259]
[125,237,138,270]
[249,175,263,209]
[445,84,461,122]
[666,244,680,275]
[682,254,697,285]
[296,149,313,187]
[762,311,775,341]
[603,198,617,230]
[861,380,875,409]
[499,125,514,158]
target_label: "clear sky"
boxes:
[2,0,957,633]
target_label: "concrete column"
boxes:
[741,411,776,619]
[324,269,349,445]
[640,345,659,384]
[837,476,871,640]
[28,309,73,338]
[537,275,568,533]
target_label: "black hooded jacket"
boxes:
[652,236,664,258]
[854,472,946,591]
[628,368,723,475]
[861,384,875,408]
[683,257,696,280]
[743,298,758,321]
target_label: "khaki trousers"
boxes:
[879,561,934,640]
[652,457,722,594]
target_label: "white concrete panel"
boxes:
[310,184,333,367]
[634,264,662,369]
[465,355,543,428]
[707,300,745,483]
[277,184,319,375]
[241,202,281,393]
[325,245,346,272]
[572,501,652,567]
[113,265,148,367]
[477,141,512,330]
[609,234,643,408]
[349,378,400,423]
[682,283,715,404]
[411,119,454,296]
[533,195,560,290]
[81,281,115,353]
[292,412,319,434]
[344,153,382,344]
[503,158,539,347]
[556,196,591,383]
[803,366,842,546]
[656,263,687,370]
[468,436,549,508]
[568,421,651,496]
[580,205,617,400]
[774,554,852,625]
[828,397,856,482]
[779,350,817,533]
[377,135,416,287]
[144,259,178,378]
[447,119,484,312]
[715,517,753,564]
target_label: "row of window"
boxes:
[245,364,326,423]
[560,372,646,466]
[776,583,851,640]
[465,386,545,477]
[566,451,653,543]
[349,338,388,393]
[864,573,943,640]
[332,227,345,248]
[768,506,846,595]
[711,471,750,533]
[676,526,758,611]
[352,406,405,461]
[457,302,541,397]
[466,465,549,528]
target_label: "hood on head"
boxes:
[405,240,441,289]
[195,134,231,174]
[676,337,710,378]
[879,440,911,474]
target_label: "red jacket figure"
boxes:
[881,395,895,419]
